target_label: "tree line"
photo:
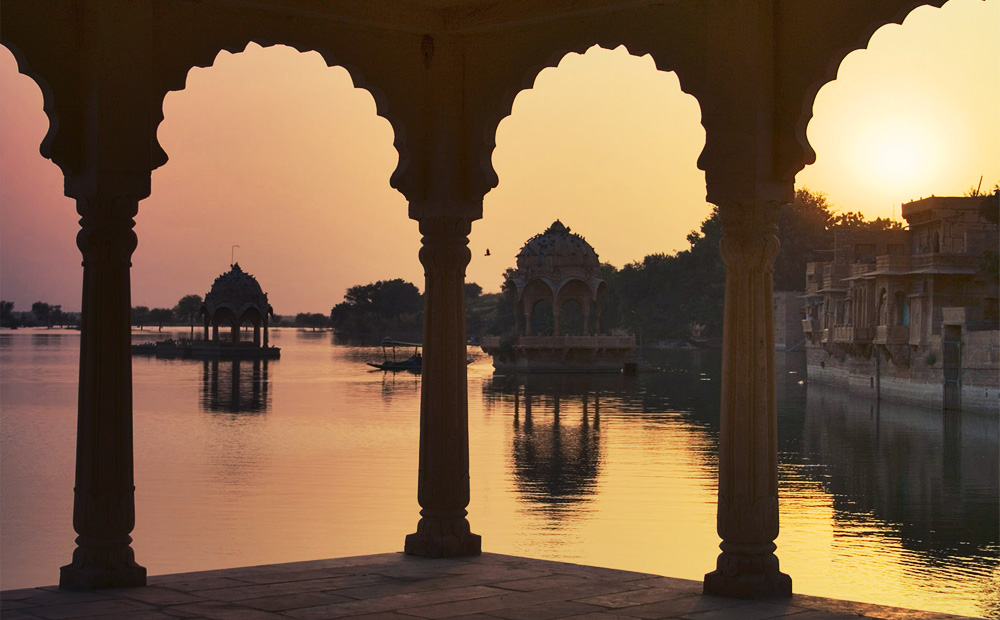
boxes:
[0,301,78,329]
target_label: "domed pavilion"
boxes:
[198,263,278,357]
[481,221,635,372]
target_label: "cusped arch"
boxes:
[786,1,950,180]
[475,29,703,201]
[154,35,410,190]
[0,41,64,174]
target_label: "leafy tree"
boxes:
[465,282,483,300]
[31,301,52,328]
[331,278,423,339]
[50,305,65,328]
[295,312,330,330]
[131,306,150,330]
[148,308,173,332]
[173,294,203,337]
[1,300,14,327]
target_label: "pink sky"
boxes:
[1,0,997,315]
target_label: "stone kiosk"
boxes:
[481,221,635,372]
[2,0,947,598]
[197,263,279,359]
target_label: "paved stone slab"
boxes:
[0,553,983,620]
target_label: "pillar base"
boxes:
[404,517,481,558]
[60,543,146,590]
[60,562,146,590]
[703,542,790,598]
[703,569,791,598]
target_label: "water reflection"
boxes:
[200,359,272,414]
[485,375,603,519]
[802,382,999,561]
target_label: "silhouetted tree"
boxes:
[331,278,423,339]
[1,300,14,328]
[465,282,483,300]
[173,294,203,337]
[131,306,150,330]
[295,312,329,330]
[50,305,65,328]
[31,301,52,328]
[148,308,173,332]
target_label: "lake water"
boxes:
[1,327,997,617]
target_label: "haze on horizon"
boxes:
[1,0,997,315]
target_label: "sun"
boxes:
[853,118,942,192]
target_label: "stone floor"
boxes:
[0,552,982,620]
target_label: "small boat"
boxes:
[367,339,422,372]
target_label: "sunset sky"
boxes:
[1,0,997,315]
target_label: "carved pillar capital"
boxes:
[75,194,140,268]
[417,216,473,274]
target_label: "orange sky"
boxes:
[1,0,997,314]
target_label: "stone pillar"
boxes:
[524,305,533,336]
[212,322,219,342]
[553,304,562,337]
[263,316,269,348]
[704,202,791,598]
[203,315,210,341]
[405,215,481,557]
[60,187,146,590]
[581,297,591,336]
[231,321,240,343]
[253,322,261,346]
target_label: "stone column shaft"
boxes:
[60,191,146,589]
[405,216,481,557]
[704,203,791,598]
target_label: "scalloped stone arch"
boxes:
[478,40,701,200]
[788,0,950,181]
[0,41,69,177]
[153,38,410,192]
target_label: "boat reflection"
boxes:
[200,359,272,414]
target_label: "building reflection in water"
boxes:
[200,359,272,414]
[802,381,999,563]
[484,374,605,520]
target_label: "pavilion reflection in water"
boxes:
[484,375,624,519]
[200,359,272,414]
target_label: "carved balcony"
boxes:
[875,324,909,344]
[801,318,821,334]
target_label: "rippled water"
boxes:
[1,328,997,617]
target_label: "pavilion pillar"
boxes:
[253,322,261,346]
[704,200,791,598]
[553,304,562,337]
[263,316,269,348]
[60,178,147,590]
[405,214,481,557]
[581,297,591,336]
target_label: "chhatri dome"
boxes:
[482,219,634,372]
[202,263,270,318]
[514,220,601,279]
[199,263,274,347]
[504,220,609,338]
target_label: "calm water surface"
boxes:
[1,328,997,617]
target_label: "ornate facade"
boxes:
[803,196,999,412]
[1,0,955,598]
